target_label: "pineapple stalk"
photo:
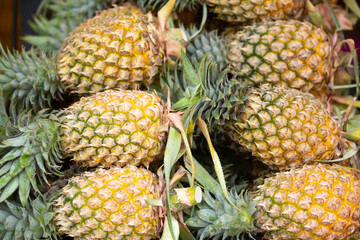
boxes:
[169,187,203,212]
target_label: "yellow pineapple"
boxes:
[54,165,161,239]
[187,160,360,240]
[61,89,168,168]
[254,164,360,239]
[57,3,184,94]
[53,165,203,239]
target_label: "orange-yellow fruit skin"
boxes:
[54,166,161,239]
[57,4,164,94]
[61,89,167,168]
[255,164,360,240]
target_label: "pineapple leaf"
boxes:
[344,0,360,18]
[19,172,31,206]
[181,50,200,85]
[161,215,180,240]
[179,220,196,240]
[5,201,22,219]
[163,126,182,240]
[0,177,19,203]
[0,149,21,164]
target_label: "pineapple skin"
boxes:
[206,0,304,23]
[233,85,340,170]
[255,164,360,239]
[57,4,165,94]
[54,166,161,239]
[228,20,332,93]
[61,89,167,168]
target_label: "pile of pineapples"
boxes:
[1,0,360,239]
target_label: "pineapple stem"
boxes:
[169,187,202,212]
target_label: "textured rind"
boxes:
[255,164,360,240]
[54,166,161,239]
[58,4,165,94]
[61,89,167,168]
[228,20,332,93]
[233,85,340,170]
[206,0,304,22]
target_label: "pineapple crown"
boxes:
[0,104,63,206]
[38,0,108,18]
[24,0,108,51]
[0,195,58,240]
[173,51,247,128]
[23,15,86,51]
[185,157,257,239]
[0,45,63,114]
[184,25,229,71]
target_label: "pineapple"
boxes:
[185,19,333,93]
[186,159,360,239]
[228,19,332,92]
[61,89,168,168]
[53,165,202,239]
[54,165,161,239]
[57,2,185,94]
[254,164,360,239]
[174,54,341,170]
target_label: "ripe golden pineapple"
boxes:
[254,164,360,239]
[57,3,183,94]
[175,54,341,170]
[61,89,168,168]
[54,165,161,239]
[187,160,360,240]
[206,0,304,23]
